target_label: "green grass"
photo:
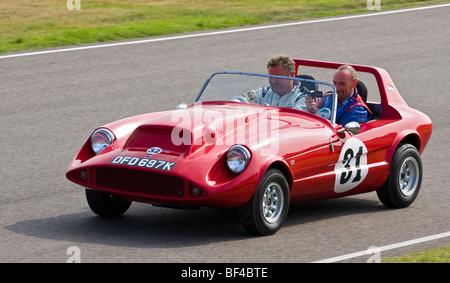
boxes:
[1,0,449,53]
[382,245,450,263]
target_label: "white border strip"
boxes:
[313,231,450,263]
[1,3,450,60]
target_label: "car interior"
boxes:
[296,74,382,121]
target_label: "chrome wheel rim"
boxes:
[262,182,284,223]
[399,157,419,197]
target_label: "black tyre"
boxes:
[377,144,422,208]
[85,189,132,217]
[239,169,290,236]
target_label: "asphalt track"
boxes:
[1,4,449,263]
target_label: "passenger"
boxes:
[232,54,306,110]
[306,65,371,126]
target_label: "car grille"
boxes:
[95,167,186,198]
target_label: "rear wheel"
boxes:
[239,169,289,236]
[377,144,422,208]
[85,189,132,217]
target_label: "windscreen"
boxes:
[194,71,336,122]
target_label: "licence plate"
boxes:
[111,156,176,171]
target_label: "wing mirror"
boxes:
[308,90,323,99]
[176,102,188,110]
[344,121,361,135]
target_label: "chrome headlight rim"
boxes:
[90,128,115,155]
[226,144,251,174]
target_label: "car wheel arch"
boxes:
[264,161,293,191]
[386,132,421,164]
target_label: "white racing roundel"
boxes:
[334,137,369,193]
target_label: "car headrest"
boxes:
[356,80,368,102]
[296,75,318,91]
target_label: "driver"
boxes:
[231,54,307,110]
[306,65,372,126]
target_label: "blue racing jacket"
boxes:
[317,88,372,126]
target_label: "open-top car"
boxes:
[66,59,432,235]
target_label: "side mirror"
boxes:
[176,102,188,110]
[308,90,323,99]
[344,121,360,135]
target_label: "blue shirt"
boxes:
[318,89,371,126]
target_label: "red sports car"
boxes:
[66,59,432,235]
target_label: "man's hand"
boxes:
[305,95,318,114]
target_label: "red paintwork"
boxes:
[66,59,432,209]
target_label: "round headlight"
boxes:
[91,128,115,155]
[226,145,251,174]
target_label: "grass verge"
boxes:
[382,245,450,263]
[1,0,449,53]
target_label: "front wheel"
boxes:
[85,189,132,217]
[239,169,290,236]
[376,144,422,208]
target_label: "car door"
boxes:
[287,118,394,203]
